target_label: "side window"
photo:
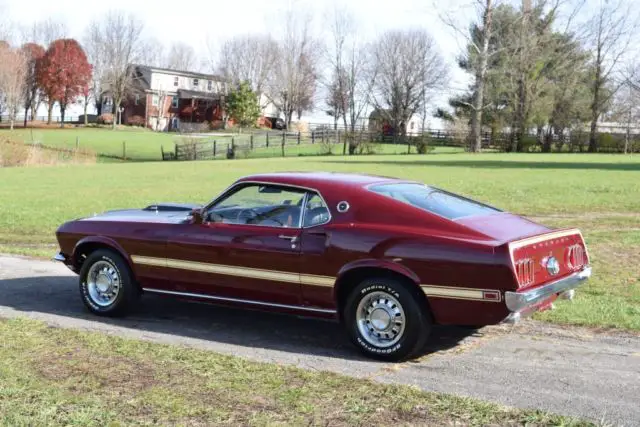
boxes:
[208,184,306,228]
[303,192,330,227]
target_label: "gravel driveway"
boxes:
[1,255,638,426]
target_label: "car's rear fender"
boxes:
[333,259,431,319]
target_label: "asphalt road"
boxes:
[1,255,638,426]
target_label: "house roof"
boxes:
[133,64,226,82]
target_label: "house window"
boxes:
[152,94,159,106]
[174,76,179,87]
[134,94,140,105]
[193,78,199,87]
[207,80,212,91]
[171,96,178,108]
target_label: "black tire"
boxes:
[343,277,432,361]
[78,249,139,317]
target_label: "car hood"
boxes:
[79,203,201,224]
[455,212,550,243]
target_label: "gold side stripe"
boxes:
[131,255,335,287]
[420,285,501,302]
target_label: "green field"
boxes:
[2,127,464,161]
[0,318,588,426]
[0,153,639,330]
[4,127,175,161]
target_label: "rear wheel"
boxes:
[343,277,431,361]
[78,249,139,317]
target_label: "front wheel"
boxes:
[78,249,139,317]
[343,278,432,361]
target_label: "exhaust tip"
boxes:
[560,289,576,301]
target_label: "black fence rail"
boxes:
[164,128,639,161]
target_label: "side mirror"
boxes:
[190,208,204,224]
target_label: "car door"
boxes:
[165,183,305,306]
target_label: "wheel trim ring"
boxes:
[356,290,406,349]
[86,260,121,307]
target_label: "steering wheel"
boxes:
[237,208,259,224]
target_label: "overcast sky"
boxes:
[1,0,607,123]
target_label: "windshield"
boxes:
[369,183,500,220]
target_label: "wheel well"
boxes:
[73,242,128,272]
[334,267,432,321]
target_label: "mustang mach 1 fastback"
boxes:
[54,172,591,360]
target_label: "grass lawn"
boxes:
[0,317,589,426]
[0,153,639,330]
[3,127,175,161]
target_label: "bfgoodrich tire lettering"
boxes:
[344,278,431,361]
[79,249,139,317]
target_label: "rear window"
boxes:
[369,183,500,220]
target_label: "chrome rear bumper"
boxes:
[503,266,591,323]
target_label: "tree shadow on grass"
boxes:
[321,159,640,172]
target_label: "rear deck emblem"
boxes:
[546,256,560,276]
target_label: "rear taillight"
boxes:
[515,258,535,288]
[566,244,586,270]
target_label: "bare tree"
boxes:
[87,11,143,129]
[21,17,68,47]
[439,0,503,152]
[216,34,280,105]
[370,29,448,137]
[584,0,638,152]
[608,80,640,153]
[165,42,196,71]
[0,45,27,130]
[140,37,165,68]
[268,9,320,126]
[324,6,375,133]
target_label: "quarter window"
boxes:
[208,184,306,228]
[303,192,330,227]
[369,183,500,220]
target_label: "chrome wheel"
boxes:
[356,291,406,348]
[86,260,121,307]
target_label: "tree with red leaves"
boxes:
[37,38,92,126]
[21,43,45,127]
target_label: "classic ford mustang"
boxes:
[54,172,591,360]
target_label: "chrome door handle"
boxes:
[278,235,299,243]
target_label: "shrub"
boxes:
[97,113,114,125]
[415,135,431,154]
[127,115,145,127]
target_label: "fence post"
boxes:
[250,134,254,150]
[266,132,269,148]
[122,141,126,160]
[213,140,217,158]
[282,131,286,157]
[174,144,178,160]
[297,131,301,145]
[161,145,164,160]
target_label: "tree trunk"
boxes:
[60,106,66,128]
[112,97,118,130]
[84,100,89,126]
[9,118,14,131]
[588,47,602,153]
[23,106,29,128]
[47,102,53,125]
[470,0,493,153]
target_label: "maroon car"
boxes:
[54,172,591,360]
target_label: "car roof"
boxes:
[237,172,410,190]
